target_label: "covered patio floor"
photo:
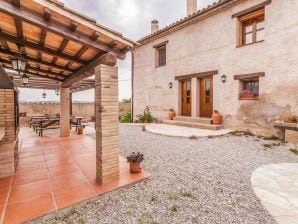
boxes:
[0,128,149,224]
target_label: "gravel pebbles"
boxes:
[32,126,298,224]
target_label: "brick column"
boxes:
[60,87,70,137]
[0,89,17,178]
[95,64,119,185]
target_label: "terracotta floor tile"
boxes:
[13,169,49,186]
[44,152,70,161]
[49,164,80,177]
[19,150,44,159]
[15,161,47,174]
[3,194,55,224]
[20,146,43,153]
[0,177,12,190]
[0,133,150,224]
[53,182,97,209]
[43,147,66,155]
[8,179,52,204]
[46,156,74,168]
[18,155,45,165]
[51,171,88,191]
[0,189,9,207]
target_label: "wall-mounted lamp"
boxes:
[221,74,227,83]
[42,89,47,99]
[168,82,173,89]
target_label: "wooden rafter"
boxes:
[62,53,117,87]
[70,21,78,32]
[0,58,68,78]
[0,48,75,73]
[0,32,87,64]
[0,0,126,59]
[12,0,20,8]
[76,46,88,58]
[90,31,100,41]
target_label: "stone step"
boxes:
[173,116,212,124]
[164,120,222,130]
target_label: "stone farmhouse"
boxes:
[132,0,298,136]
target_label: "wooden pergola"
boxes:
[0,0,136,184]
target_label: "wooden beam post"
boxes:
[62,53,117,88]
[95,63,119,184]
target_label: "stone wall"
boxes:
[0,89,18,178]
[133,0,298,136]
[19,102,131,125]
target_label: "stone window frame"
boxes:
[236,8,265,47]
[153,40,168,67]
[234,72,265,100]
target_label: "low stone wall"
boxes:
[19,102,131,126]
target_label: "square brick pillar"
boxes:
[60,87,70,137]
[95,64,119,185]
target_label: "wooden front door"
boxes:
[200,76,213,118]
[181,79,191,116]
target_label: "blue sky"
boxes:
[19,0,216,102]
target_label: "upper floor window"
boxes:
[153,40,168,67]
[237,9,265,46]
[156,45,166,67]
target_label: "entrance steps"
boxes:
[164,116,222,130]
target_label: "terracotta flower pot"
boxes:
[168,111,175,120]
[240,93,255,99]
[212,112,222,125]
[286,119,297,124]
[77,127,84,135]
[129,162,142,173]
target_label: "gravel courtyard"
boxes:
[35,125,298,224]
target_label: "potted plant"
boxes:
[77,126,84,134]
[240,90,255,99]
[168,109,175,120]
[127,152,144,174]
[286,115,297,123]
[91,115,96,122]
[212,110,222,125]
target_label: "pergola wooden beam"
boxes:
[0,58,68,78]
[0,32,86,64]
[0,0,126,59]
[0,48,75,73]
[62,53,117,87]
[12,0,20,8]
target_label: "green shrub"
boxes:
[136,106,155,123]
[120,112,132,123]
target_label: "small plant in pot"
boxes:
[127,152,144,174]
[168,109,175,120]
[212,110,222,125]
[287,115,297,123]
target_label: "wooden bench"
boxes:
[36,126,60,137]
[274,122,298,144]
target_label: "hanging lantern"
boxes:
[55,88,60,96]
[11,58,27,72]
[21,74,29,86]
[42,89,47,99]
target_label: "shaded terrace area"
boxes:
[0,0,148,223]
[0,127,149,224]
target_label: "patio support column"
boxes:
[60,87,71,137]
[95,63,119,185]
